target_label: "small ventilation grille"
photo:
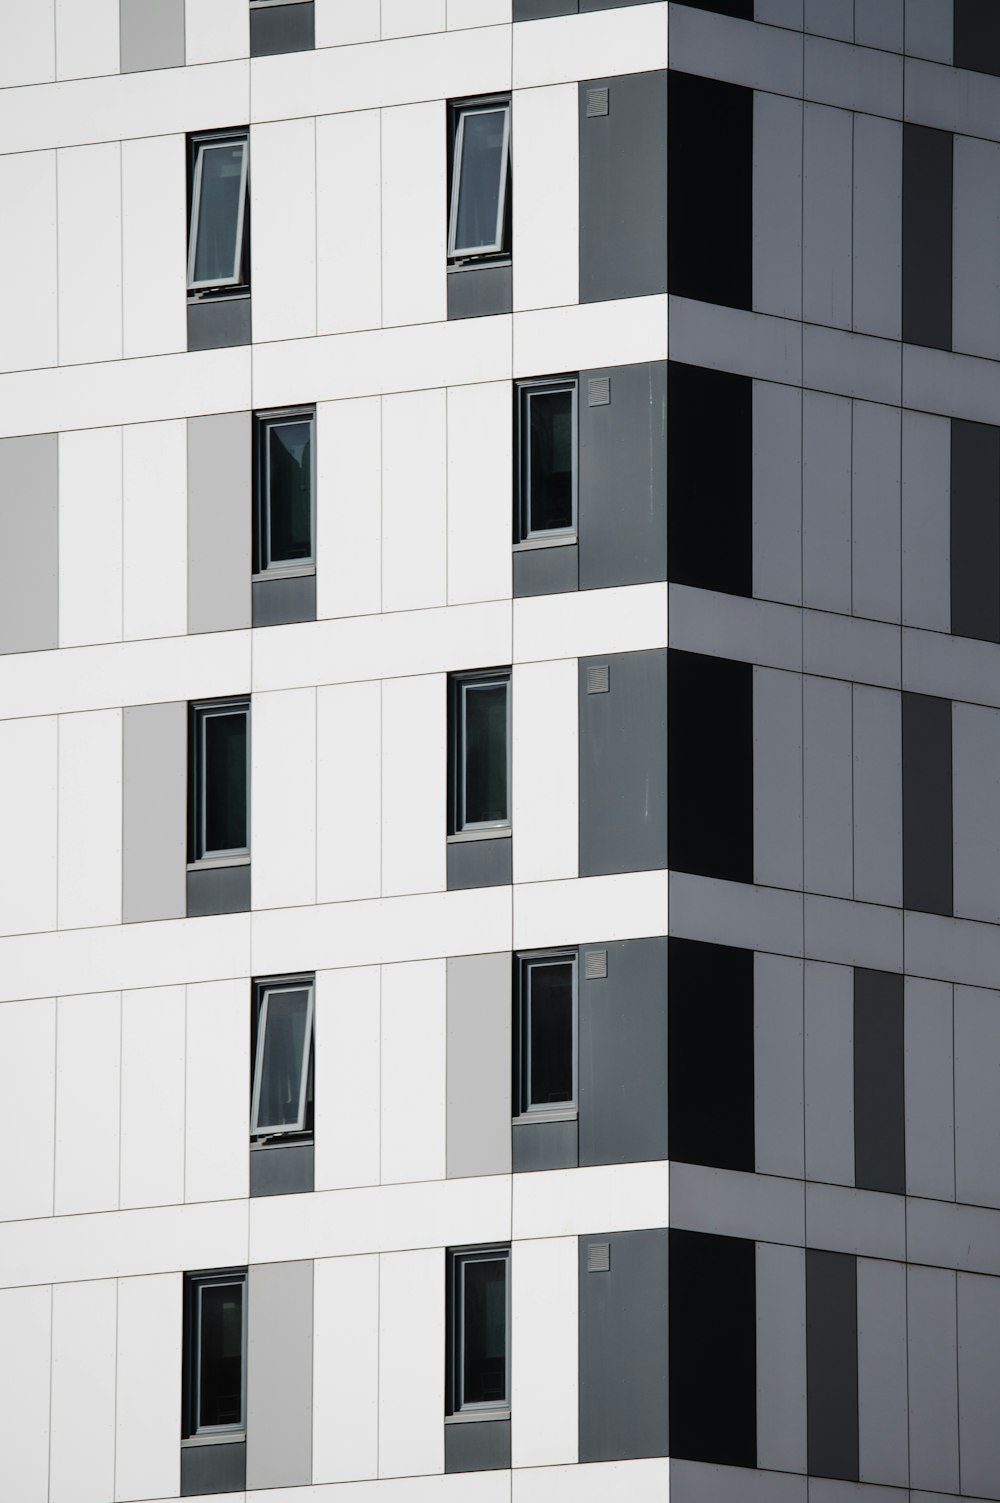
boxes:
[587,1242,611,1273]
[585,949,608,980]
[586,87,609,118]
[586,664,610,694]
[588,376,611,407]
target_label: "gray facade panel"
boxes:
[902,342,1000,429]
[952,134,1000,361]
[802,324,902,407]
[578,1229,669,1463]
[804,960,855,1187]
[950,417,1000,645]
[804,0,853,39]
[806,1183,906,1262]
[578,361,667,591]
[754,953,805,1180]
[902,690,953,916]
[446,952,511,1180]
[852,686,902,910]
[855,0,904,52]
[249,1,314,56]
[669,1459,806,1503]
[905,0,953,62]
[187,411,252,635]
[187,297,252,352]
[953,702,1000,923]
[804,34,903,116]
[513,0,576,16]
[753,667,804,891]
[803,674,854,900]
[670,1162,804,1246]
[668,296,803,388]
[806,1248,859,1482]
[186,863,251,917]
[907,1195,1000,1279]
[756,1242,807,1475]
[668,587,802,673]
[956,1272,1000,1500]
[852,115,902,341]
[904,976,955,1201]
[511,1117,577,1172]
[444,1419,510,1473]
[446,265,512,321]
[803,894,904,975]
[669,871,804,958]
[578,70,667,304]
[578,937,667,1167]
[512,544,578,598]
[901,410,951,634]
[802,390,852,615]
[907,1265,960,1494]
[180,1440,245,1497]
[851,401,901,624]
[0,433,58,655]
[122,701,187,924]
[669,5,804,96]
[802,102,853,332]
[246,1260,312,1491]
[120,0,184,72]
[252,573,316,628]
[578,649,667,878]
[853,968,905,1196]
[446,836,512,891]
[902,123,953,351]
[752,380,802,607]
[856,1257,909,1487]
[249,1143,314,1198]
[753,92,803,322]
[803,612,902,692]
[954,983,1000,1211]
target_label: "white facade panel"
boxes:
[122,419,188,640]
[252,687,317,911]
[57,708,122,929]
[446,380,512,606]
[511,1235,578,1468]
[378,1248,445,1479]
[316,681,382,903]
[513,83,579,311]
[313,1254,380,1483]
[55,0,118,80]
[317,110,382,336]
[0,1284,51,1503]
[512,658,578,884]
[513,3,667,89]
[514,1459,672,1503]
[0,997,55,1223]
[121,134,187,359]
[381,674,447,897]
[449,0,511,26]
[252,117,318,343]
[58,427,124,649]
[382,388,448,613]
[0,0,54,86]
[57,142,122,366]
[0,150,57,375]
[49,1279,117,1503]
[316,397,382,620]
[54,990,121,1216]
[185,979,249,1203]
[514,295,668,380]
[315,0,380,46]
[115,1274,182,1503]
[0,715,57,937]
[382,0,446,38]
[185,0,248,63]
[119,986,186,1211]
[380,959,446,1185]
[315,967,381,1192]
[381,102,447,328]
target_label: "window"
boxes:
[514,953,577,1116]
[447,1247,510,1414]
[251,977,314,1139]
[516,378,577,541]
[449,671,511,833]
[183,1270,247,1437]
[254,409,315,574]
[189,699,250,863]
[188,131,250,293]
[448,99,511,261]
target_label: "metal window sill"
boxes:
[250,1135,313,1150]
[447,257,512,273]
[181,1432,245,1449]
[187,289,251,303]
[447,828,512,844]
[187,855,251,872]
[252,565,316,582]
[512,1108,578,1124]
[512,534,577,552]
[445,1409,511,1425]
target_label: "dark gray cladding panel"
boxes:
[187,297,252,352]
[250,1,314,56]
[667,361,751,598]
[902,123,953,351]
[446,836,512,891]
[901,691,953,916]
[181,1440,246,1496]
[514,0,576,18]
[187,863,251,918]
[667,649,753,885]
[668,937,754,1173]
[578,648,668,877]
[444,1418,510,1473]
[252,573,317,628]
[512,1117,578,1172]
[447,265,512,321]
[853,968,905,1195]
[249,1142,314,1198]
[578,1229,669,1463]
[579,70,667,304]
[950,418,1000,643]
[954,0,1000,77]
[578,937,668,1167]
[806,1249,859,1482]
[578,361,667,591]
[512,543,578,598]
[668,70,752,311]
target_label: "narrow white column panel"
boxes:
[313,1254,380,1482]
[378,1249,445,1478]
[251,118,317,343]
[381,102,447,328]
[54,991,121,1216]
[382,0,446,36]
[57,708,122,929]
[511,1236,578,1467]
[185,980,249,1203]
[314,0,379,45]
[122,420,188,641]
[513,659,578,884]
[513,83,579,311]
[449,0,511,26]
[0,998,55,1222]
[0,150,57,374]
[49,1280,117,1503]
[0,1284,50,1502]
[381,674,447,897]
[314,967,381,1191]
[56,0,117,79]
[119,987,185,1211]
[115,1274,182,1502]
[57,142,122,366]
[447,381,512,605]
[317,110,381,335]
[58,427,124,648]
[382,388,448,612]
[380,960,446,1184]
[185,0,248,62]
[0,0,54,86]
[317,681,381,903]
[0,718,67,936]
[316,397,382,620]
[122,135,187,359]
[252,687,317,911]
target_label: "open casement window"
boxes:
[448,99,511,261]
[514,953,577,1117]
[449,671,512,833]
[253,409,315,574]
[516,378,578,541]
[187,131,250,293]
[448,1247,511,1414]
[189,699,250,863]
[183,1271,247,1437]
[250,977,314,1139]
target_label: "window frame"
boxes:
[514,951,578,1119]
[253,406,317,576]
[182,1268,248,1440]
[189,698,251,865]
[449,669,512,835]
[447,1245,512,1417]
[250,975,315,1140]
[515,376,578,543]
[187,129,250,294]
[447,98,512,262]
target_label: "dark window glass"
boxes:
[667,361,751,597]
[669,1229,756,1467]
[198,1279,244,1430]
[461,1256,508,1407]
[266,419,313,566]
[667,71,752,310]
[203,710,248,854]
[189,138,248,289]
[450,105,510,256]
[521,958,575,1109]
[668,937,754,1172]
[523,385,575,536]
[462,679,509,827]
[252,984,313,1135]
[667,650,752,883]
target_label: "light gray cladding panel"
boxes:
[120,0,185,72]
[802,390,852,614]
[752,380,802,606]
[187,411,251,634]
[856,1258,908,1488]
[669,1163,804,1246]
[803,102,853,331]
[806,1183,905,1262]
[956,1272,1000,1499]
[852,116,902,341]
[753,668,803,892]
[904,976,955,1201]
[852,685,902,909]
[954,984,1000,1211]
[804,0,852,39]
[446,952,511,1179]
[122,701,186,923]
[953,702,1000,923]
[578,360,666,591]
[0,433,58,655]
[669,870,804,959]
[755,0,803,28]
[901,409,950,632]
[753,92,802,321]
[907,1264,959,1494]
[803,674,854,899]
[578,648,667,878]
[905,0,953,62]
[953,134,1000,361]
[754,953,804,1180]
[246,1260,313,1491]
[855,0,904,52]
[851,401,901,624]
[756,1242,806,1475]
[578,936,668,1167]
[804,960,854,1187]
[804,893,903,976]
[670,1458,806,1503]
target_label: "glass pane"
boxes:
[528,962,574,1107]
[462,1258,507,1406]
[199,1282,243,1429]
[266,420,312,566]
[203,711,248,854]
[256,988,310,1130]
[528,389,574,533]
[193,142,245,285]
[463,681,508,826]
[454,109,507,253]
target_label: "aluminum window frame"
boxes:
[447,99,512,261]
[187,130,250,293]
[516,376,578,543]
[250,976,315,1139]
[189,698,251,864]
[450,669,512,834]
[253,406,317,574]
[448,1245,512,1416]
[183,1268,248,1439]
[515,951,578,1117]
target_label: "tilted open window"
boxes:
[448,99,511,262]
[250,977,314,1139]
[447,1246,511,1414]
[449,671,511,834]
[187,131,250,293]
[182,1270,247,1438]
[189,699,250,864]
[514,952,577,1117]
[516,378,578,541]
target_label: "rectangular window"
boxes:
[448,1247,511,1414]
[448,100,511,260]
[251,976,314,1139]
[254,408,315,573]
[190,699,250,863]
[514,953,577,1116]
[183,1270,247,1437]
[516,379,577,541]
[188,130,250,292]
[449,671,511,833]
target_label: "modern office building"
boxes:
[2,0,1000,1500]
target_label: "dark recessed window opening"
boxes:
[250,977,314,1141]
[447,1247,511,1414]
[187,131,250,296]
[449,671,512,833]
[516,378,577,541]
[183,1270,247,1438]
[448,99,511,264]
[514,953,577,1115]
[189,699,250,863]
[254,409,315,574]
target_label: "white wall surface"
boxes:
[313,1254,380,1482]
[378,1249,445,1479]
[382,388,448,613]
[0,150,58,374]
[185,0,248,63]
[0,998,55,1222]
[54,991,121,1216]
[252,687,317,911]
[316,680,382,903]
[0,1283,51,1502]
[314,0,379,47]
[512,658,578,884]
[252,118,318,343]
[317,110,381,336]
[49,1279,117,1503]
[58,427,124,649]
[185,980,248,1203]
[0,715,57,938]
[0,0,54,86]
[119,986,185,1211]
[122,419,188,640]
[514,1459,672,1503]
[57,708,122,929]
[382,0,446,38]
[121,135,187,359]
[446,381,512,606]
[115,1273,182,1503]
[513,83,579,311]
[381,102,447,328]
[380,960,446,1184]
[57,142,122,366]
[55,0,118,81]
[316,397,382,620]
[315,966,381,1191]
[380,674,447,896]
[511,1236,578,1468]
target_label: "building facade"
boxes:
[1,0,1000,1500]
